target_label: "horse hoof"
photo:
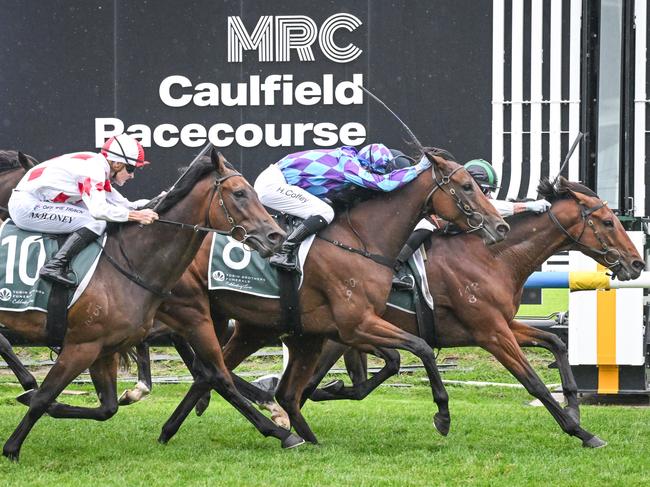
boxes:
[433,413,450,436]
[158,431,172,445]
[16,389,35,406]
[281,433,305,449]
[583,435,607,448]
[118,390,135,406]
[2,448,19,462]
[321,380,344,394]
[195,395,211,417]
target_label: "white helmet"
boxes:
[101,134,148,167]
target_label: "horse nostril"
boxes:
[268,231,284,245]
[497,223,510,236]
[632,260,645,271]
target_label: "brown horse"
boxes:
[0,150,305,461]
[155,149,511,445]
[261,177,645,448]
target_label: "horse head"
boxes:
[539,176,645,281]
[423,150,510,245]
[210,149,285,257]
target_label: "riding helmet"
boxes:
[464,159,499,192]
[101,134,148,167]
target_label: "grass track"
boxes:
[0,380,648,486]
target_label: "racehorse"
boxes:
[0,149,304,461]
[154,149,511,445]
[254,177,645,448]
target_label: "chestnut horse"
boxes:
[0,150,305,461]
[155,149,510,445]
[258,177,645,448]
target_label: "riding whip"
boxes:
[358,85,425,153]
[552,132,584,185]
[152,140,213,212]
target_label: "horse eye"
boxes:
[604,220,614,227]
[463,183,473,191]
[233,190,246,198]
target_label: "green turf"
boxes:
[517,289,569,317]
[0,360,648,486]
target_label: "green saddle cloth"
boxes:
[208,233,422,314]
[0,220,104,312]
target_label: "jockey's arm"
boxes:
[344,157,431,191]
[490,198,551,216]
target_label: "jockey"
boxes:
[392,158,552,289]
[8,133,159,287]
[254,143,431,270]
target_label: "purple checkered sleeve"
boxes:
[276,145,431,197]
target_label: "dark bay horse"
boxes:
[0,150,304,461]
[155,150,511,445]
[268,177,645,448]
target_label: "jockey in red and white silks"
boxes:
[10,151,149,234]
[8,133,158,286]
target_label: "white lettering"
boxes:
[159,75,193,107]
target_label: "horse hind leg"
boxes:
[509,319,580,423]
[0,333,38,392]
[480,326,605,448]
[2,341,102,462]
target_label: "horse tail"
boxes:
[119,348,136,371]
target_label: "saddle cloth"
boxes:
[207,233,434,312]
[0,220,105,312]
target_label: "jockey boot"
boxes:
[39,228,99,287]
[270,215,329,271]
[391,228,434,289]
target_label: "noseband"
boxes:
[547,199,621,268]
[424,163,485,232]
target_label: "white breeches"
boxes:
[254,164,335,223]
[415,218,437,232]
[8,191,106,235]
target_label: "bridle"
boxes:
[157,171,251,242]
[547,198,622,268]
[423,158,486,233]
[102,170,253,296]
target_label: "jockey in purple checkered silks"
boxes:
[254,143,427,270]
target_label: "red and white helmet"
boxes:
[101,134,148,167]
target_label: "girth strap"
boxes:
[316,235,395,269]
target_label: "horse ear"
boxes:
[17,152,35,171]
[211,148,227,175]
[423,151,443,168]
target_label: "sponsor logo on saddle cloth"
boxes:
[208,232,434,313]
[0,220,105,312]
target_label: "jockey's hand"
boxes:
[128,209,159,225]
[526,199,552,213]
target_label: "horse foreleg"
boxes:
[161,321,303,449]
[45,353,119,420]
[509,319,580,422]
[310,347,400,403]
[275,334,325,444]
[479,326,605,448]
[2,341,102,462]
[0,333,38,392]
[118,342,151,406]
[167,333,212,416]
[302,340,348,403]
[343,348,368,386]
[339,313,450,436]
[223,323,290,428]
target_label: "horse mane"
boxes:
[537,176,598,202]
[144,156,232,214]
[0,150,27,172]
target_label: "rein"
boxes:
[101,170,252,296]
[547,199,622,268]
[315,158,488,267]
